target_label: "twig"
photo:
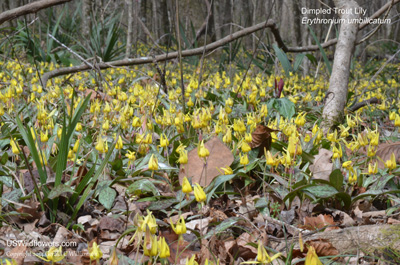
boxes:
[48,34,94,68]
[0,0,73,25]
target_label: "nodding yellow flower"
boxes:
[304,246,322,265]
[357,133,368,147]
[194,183,206,203]
[385,153,397,170]
[10,138,19,154]
[143,232,158,257]
[223,128,232,143]
[367,145,377,157]
[240,153,249,166]
[158,236,170,258]
[102,120,110,130]
[368,128,379,146]
[68,149,75,160]
[332,144,342,159]
[40,130,49,142]
[233,119,246,133]
[115,135,123,150]
[132,116,141,127]
[76,122,82,132]
[338,125,350,138]
[244,132,252,143]
[368,162,378,174]
[89,242,103,261]
[186,254,199,265]
[294,112,306,126]
[57,127,62,139]
[33,246,65,263]
[178,149,188,164]
[148,154,159,171]
[241,141,252,153]
[170,216,187,235]
[95,135,108,154]
[395,114,400,127]
[125,150,136,166]
[241,240,281,264]
[389,111,396,121]
[304,134,311,142]
[348,168,357,184]
[346,115,356,128]
[198,140,210,158]
[73,139,80,153]
[220,166,233,175]
[160,133,169,148]
[182,177,193,194]
[342,161,352,169]
[187,97,194,107]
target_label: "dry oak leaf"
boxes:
[301,214,338,231]
[179,136,234,187]
[249,124,277,157]
[309,148,333,181]
[307,239,340,257]
[375,142,400,169]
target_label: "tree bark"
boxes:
[321,0,360,130]
[125,0,133,58]
[0,0,73,25]
[82,0,92,44]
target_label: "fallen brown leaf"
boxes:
[310,148,333,180]
[249,124,277,157]
[179,136,234,187]
[375,142,400,169]
[301,214,338,231]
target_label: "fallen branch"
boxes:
[348,97,380,112]
[0,0,73,26]
[273,224,400,256]
[41,19,277,87]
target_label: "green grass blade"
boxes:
[273,44,293,76]
[68,140,116,227]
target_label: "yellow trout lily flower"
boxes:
[240,153,249,166]
[182,176,193,194]
[148,154,159,171]
[198,140,210,158]
[241,141,252,153]
[10,138,19,154]
[158,236,170,258]
[368,162,378,174]
[194,183,206,203]
[160,133,169,148]
[385,153,397,170]
[305,246,322,265]
[115,135,123,149]
[89,242,103,261]
[170,216,187,235]
[220,166,233,175]
[185,254,199,265]
[241,240,281,264]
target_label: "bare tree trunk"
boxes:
[322,0,360,130]
[125,0,133,58]
[213,0,222,40]
[82,0,92,42]
[151,0,158,40]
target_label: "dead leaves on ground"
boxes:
[179,136,234,187]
